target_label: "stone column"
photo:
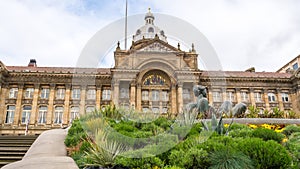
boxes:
[136,84,141,111]
[236,88,241,103]
[277,88,284,110]
[263,89,270,110]
[171,83,177,114]
[63,84,71,124]
[222,88,227,102]
[30,83,40,125]
[177,83,183,113]
[14,83,24,125]
[0,83,8,124]
[96,85,102,110]
[79,85,87,116]
[47,84,55,125]
[112,81,119,106]
[207,87,213,105]
[130,83,136,109]
[249,88,256,106]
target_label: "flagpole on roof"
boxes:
[124,0,128,50]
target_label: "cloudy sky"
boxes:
[0,0,300,72]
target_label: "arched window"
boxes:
[148,27,154,33]
[143,74,166,85]
[136,29,141,35]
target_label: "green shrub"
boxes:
[154,117,173,130]
[282,125,300,136]
[236,138,292,169]
[65,119,87,147]
[209,148,254,169]
[228,128,253,138]
[168,147,209,169]
[115,156,164,169]
[230,123,251,130]
[186,122,203,137]
[285,132,300,168]
[163,166,183,169]
[252,127,284,143]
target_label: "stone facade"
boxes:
[0,10,299,135]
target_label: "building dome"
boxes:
[133,8,167,42]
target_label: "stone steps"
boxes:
[0,135,38,168]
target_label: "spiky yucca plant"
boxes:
[84,129,130,168]
[209,148,254,169]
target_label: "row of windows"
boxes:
[141,90,169,101]
[8,88,111,100]
[5,105,95,124]
[212,91,289,103]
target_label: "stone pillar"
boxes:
[222,88,227,102]
[0,84,8,124]
[14,83,24,125]
[236,88,241,103]
[47,84,55,125]
[96,85,102,110]
[63,84,71,124]
[207,87,213,105]
[171,83,177,114]
[136,84,141,111]
[177,83,183,113]
[30,83,40,125]
[263,89,270,110]
[79,85,87,115]
[249,88,256,106]
[277,88,284,110]
[130,83,136,108]
[112,81,119,106]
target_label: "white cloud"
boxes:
[0,0,300,72]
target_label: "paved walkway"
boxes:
[2,129,78,169]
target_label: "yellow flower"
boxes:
[275,128,284,133]
[248,124,258,129]
[224,124,229,128]
[282,138,288,143]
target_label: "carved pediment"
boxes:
[139,42,175,52]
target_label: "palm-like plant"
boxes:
[84,129,130,168]
[209,148,254,169]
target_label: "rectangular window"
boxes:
[102,89,111,100]
[85,106,95,113]
[120,88,129,99]
[54,107,63,124]
[21,106,31,124]
[152,107,159,113]
[142,91,149,101]
[24,88,34,99]
[72,88,81,99]
[226,91,235,102]
[5,106,15,124]
[38,106,47,124]
[151,90,159,101]
[162,91,169,101]
[56,88,65,99]
[70,107,79,122]
[293,63,298,70]
[254,92,262,102]
[281,93,289,102]
[268,93,276,102]
[9,88,18,98]
[40,88,50,99]
[183,89,191,100]
[87,89,96,100]
[213,91,222,102]
[241,92,249,102]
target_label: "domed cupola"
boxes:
[133,8,167,42]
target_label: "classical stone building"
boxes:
[0,10,299,135]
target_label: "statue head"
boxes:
[193,85,207,98]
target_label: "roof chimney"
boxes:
[28,59,37,67]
